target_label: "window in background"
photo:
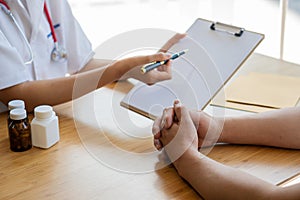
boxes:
[284,0,300,64]
[70,0,296,64]
[210,0,281,59]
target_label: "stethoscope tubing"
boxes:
[0,4,33,65]
[0,1,67,64]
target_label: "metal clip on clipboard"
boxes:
[210,22,245,37]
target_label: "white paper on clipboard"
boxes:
[121,18,264,119]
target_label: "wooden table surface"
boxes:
[1,53,300,199]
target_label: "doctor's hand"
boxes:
[120,33,185,85]
[153,101,224,151]
[122,53,173,85]
[152,100,198,163]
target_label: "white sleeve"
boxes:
[66,17,95,73]
[0,31,29,90]
[51,0,95,74]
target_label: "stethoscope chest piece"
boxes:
[51,42,67,62]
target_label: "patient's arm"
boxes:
[219,107,300,149]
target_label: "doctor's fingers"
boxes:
[157,59,172,72]
[159,33,187,53]
[129,53,171,66]
[148,64,172,83]
[120,53,169,68]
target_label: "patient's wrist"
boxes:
[217,117,233,143]
[174,148,200,176]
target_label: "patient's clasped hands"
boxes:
[153,100,198,162]
[152,100,224,162]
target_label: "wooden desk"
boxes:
[1,53,300,199]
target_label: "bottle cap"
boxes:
[8,100,25,110]
[10,108,27,120]
[34,105,54,119]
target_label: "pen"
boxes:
[141,49,188,74]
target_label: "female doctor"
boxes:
[0,0,183,111]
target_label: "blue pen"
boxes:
[141,49,188,74]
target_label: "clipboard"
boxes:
[121,18,264,119]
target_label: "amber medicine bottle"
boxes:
[8,108,32,152]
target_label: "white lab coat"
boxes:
[0,0,94,90]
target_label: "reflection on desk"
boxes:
[1,53,300,199]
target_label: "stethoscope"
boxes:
[0,0,67,64]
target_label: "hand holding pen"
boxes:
[141,49,188,74]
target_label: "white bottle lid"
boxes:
[34,105,54,119]
[8,100,25,110]
[10,108,27,120]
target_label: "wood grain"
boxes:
[1,53,300,199]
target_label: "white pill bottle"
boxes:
[31,105,60,148]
